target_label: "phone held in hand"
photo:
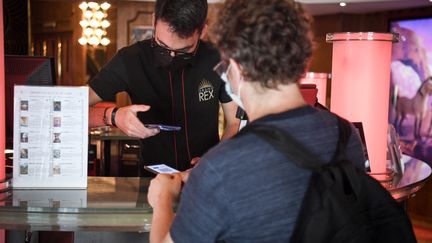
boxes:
[145,124,181,131]
[144,164,180,174]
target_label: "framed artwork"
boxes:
[130,26,153,44]
[388,16,432,164]
[127,11,154,45]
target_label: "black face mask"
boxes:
[151,38,198,71]
[153,51,193,71]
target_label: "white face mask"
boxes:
[221,64,245,109]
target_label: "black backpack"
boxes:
[238,117,416,243]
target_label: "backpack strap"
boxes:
[237,116,352,171]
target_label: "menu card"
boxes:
[13,86,89,189]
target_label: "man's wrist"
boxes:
[102,107,110,125]
[111,107,119,127]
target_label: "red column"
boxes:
[0,0,5,180]
[0,0,6,241]
[327,32,397,175]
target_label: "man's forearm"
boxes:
[150,200,175,243]
[221,122,240,141]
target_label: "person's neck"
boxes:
[245,83,307,122]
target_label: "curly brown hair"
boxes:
[210,0,313,88]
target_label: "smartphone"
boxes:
[144,164,180,174]
[145,124,181,131]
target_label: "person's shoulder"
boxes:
[203,132,261,167]
[197,40,221,65]
[117,39,151,56]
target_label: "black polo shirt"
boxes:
[89,39,231,171]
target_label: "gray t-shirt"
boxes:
[171,106,365,243]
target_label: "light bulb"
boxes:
[89,36,100,46]
[90,19,100,28]
[88,2,99,9]
[101,20,110,28]
[95,28,104,37]
[101,2,111,10]
[78,37,88,45]
[79,20,89,28]
[95,11,105,19]
[340,2,347,7]
[84,28,93,36]
[84,10,93,19]
[101,37,110,46]
[79,2,88,11]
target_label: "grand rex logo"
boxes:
[198,79,214,102]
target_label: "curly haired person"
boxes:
[148,1,365,242]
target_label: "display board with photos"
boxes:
[13,86,89,189]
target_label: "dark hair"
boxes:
[155,0,208,38]
[211,0,313,88]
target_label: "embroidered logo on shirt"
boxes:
[198,79,215,102]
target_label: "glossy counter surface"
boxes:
[380,154,431,201]
[0,155,429,232]
[0,177,152,232]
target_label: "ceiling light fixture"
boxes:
[78,2,111,47]
[340,2,347,7]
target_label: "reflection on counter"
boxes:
[13,189,87,208]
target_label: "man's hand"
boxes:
[180,169,191,183]
[115,105,160,139]
[148,174,179,243]
[148,173,182,209]
[190,157,200,166]
[178,157,200,183]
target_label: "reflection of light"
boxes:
[340,2,346,7]
[78,1,110,47]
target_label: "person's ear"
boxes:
[228,58,243,84]
[200,23,208,39]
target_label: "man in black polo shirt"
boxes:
[88,0,239,172]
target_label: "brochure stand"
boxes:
[12,86,89,189]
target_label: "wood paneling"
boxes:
[3,0,28,55]
[117,1,154,50]
[308,6,432,107]
[310,6,432,75]
[30,1,86,86]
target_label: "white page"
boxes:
[13,86,89,189]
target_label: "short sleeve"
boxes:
[207,44,231,104]
[219,80,232,103]
[88,49,130,101]
[170,160,229,242]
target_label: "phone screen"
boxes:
[145,124,181,131]
[144,164,179,174]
